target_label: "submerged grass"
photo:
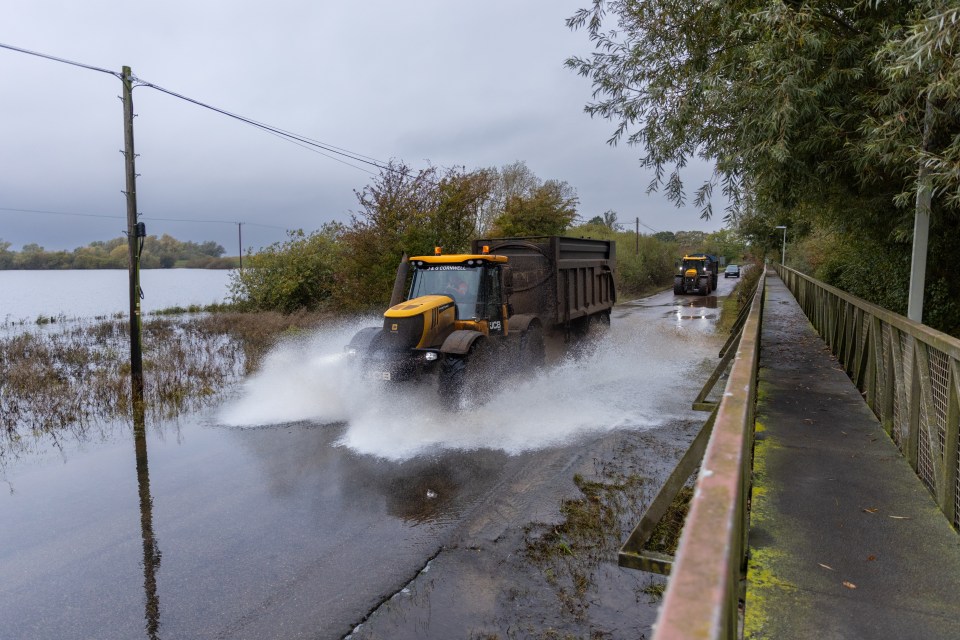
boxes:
[524,468,651,618]
[0,310,330,457]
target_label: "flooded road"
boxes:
[0,277,739,639]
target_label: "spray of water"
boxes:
[217,315,713,461]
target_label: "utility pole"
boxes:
[775,225,787,265]
[635,217,639,254]
[908,91,935,323]
[122,65,144,408]
[237,222,243,270]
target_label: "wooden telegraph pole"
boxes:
[122,66,145,407]
[237,222,243,270]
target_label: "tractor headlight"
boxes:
[424,351,439,361]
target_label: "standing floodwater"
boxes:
[218,309,710,460]
[1,268,233,322]
[0,278,738,639]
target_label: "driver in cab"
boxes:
[445,275,469,297]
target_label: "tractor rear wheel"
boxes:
[438,339,493,410]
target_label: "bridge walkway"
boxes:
[744,274,960,638]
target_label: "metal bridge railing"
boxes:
[650,269,767,640]
[776,265,960,529]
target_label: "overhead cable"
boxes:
[0,41,120,78]
[0,206,286,230]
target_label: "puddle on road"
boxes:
[218,314,714,461]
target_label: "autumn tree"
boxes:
[490,180,579,237]
[475,161,542,234]
[339,161,495,308]
[229,225,343,313]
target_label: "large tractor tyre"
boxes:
[699,279,711,296]
[673,279,684,295]
[345,326,382,374]
[519,324,546,372]
[437,355,466,410]
[437,340,493,410]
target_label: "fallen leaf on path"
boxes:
[867,555,877,562]
[889,515,911,520]
[842,581,857,589]
[862,508,878,514]
[818,563,835,571]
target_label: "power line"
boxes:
[637,218,660,233]
[1,41,412,181]
[0,41,120,78]
[0,206,120,220]
[0,42,495,221]
[0,206,287,230]
[135,80,403,177]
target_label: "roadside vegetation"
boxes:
[716,261,763,335]
[228,161,748,313]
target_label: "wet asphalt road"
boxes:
[0,275,739,639]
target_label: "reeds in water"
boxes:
[0,310,329,454]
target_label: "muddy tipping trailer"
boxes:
[471,236,616,336]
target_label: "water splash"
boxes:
[217,315,714,460]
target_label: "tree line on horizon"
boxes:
[0,235,235,270]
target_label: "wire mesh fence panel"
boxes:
[917,345,935,494]
[878,323,892,424]
[892,330,909,450]
[775,265,960,531]
[930,347,950,454]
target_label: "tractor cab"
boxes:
[405,248,510,335]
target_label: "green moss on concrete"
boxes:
[744,547,801,639]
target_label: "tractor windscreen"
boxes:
[683,259,706,273]
[409,265,482,319]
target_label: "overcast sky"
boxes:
[1,0,727,254]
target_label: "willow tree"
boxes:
[567,0,960,334]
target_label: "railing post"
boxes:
[907,336,921,471]
[943,360,959,523]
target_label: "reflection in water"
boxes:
[134,407,162,639]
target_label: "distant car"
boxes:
[724,264,741,278]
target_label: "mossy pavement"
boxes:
[745,274,960,639]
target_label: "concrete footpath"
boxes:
[744,274,960,639]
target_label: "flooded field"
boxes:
[0,279,737,639]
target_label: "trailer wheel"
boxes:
[438,340,492,410]
[519,324,545,371]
